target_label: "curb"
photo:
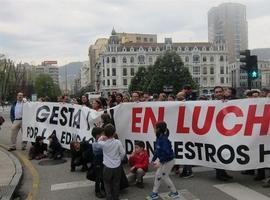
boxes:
[0,145,23,200]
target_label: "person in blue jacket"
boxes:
[146,121,179,200]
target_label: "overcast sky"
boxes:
[0,0,269,65]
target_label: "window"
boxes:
[193,77,200,84]
[122,57,127,64]
[210,77,215,85]
[220,66,224,74]
[112,57,116,63]
[203,56,207,62]
[220,55,224,62]
[136,37,141,41]
[226,67,228,74]
[123,79,127,86]
[123,68,127,76]
[107,68,110,76]
[193,66,200,75]
[130,57,134,63]
[203,77,207,85]
[144,38,147,42]
[210,67,214,74]
[102,80,105,86]
[107,79,110,86]
[138,55,145,64]
[112,79,116,86]
[193,55,200,63]
[103,69,105,77]
[185,56,189,62]
[149,57,153,64]
[130,68,135,76]
[203,67,207,74]
[106,57,110,63]
[112,68,116,76]
[150,38,153,42]
[220,77,224,84]
[210,56,214,62]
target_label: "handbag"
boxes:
[0,116,5,126]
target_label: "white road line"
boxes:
[159,189,199,200]
[51,180,94,191]
[214,182,270,200]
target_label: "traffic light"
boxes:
[239,49,258,89]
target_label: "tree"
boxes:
[129,52,197,94]
[34,74,61,99]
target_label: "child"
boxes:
[128,141,149,188]
[91,127,105,198]
[98,124,126,200]
[28,136,47,160]
[146,121,179,200]
[48,134,63,160]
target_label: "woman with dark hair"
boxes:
[81,95,91,108]
[116,93,123,105]
[98,97,107,109]
[146,121,179,200]
[48,134,64,160]
[101,113,112,128]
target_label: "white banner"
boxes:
[113,98,270,171]
[22,99,270,170]
[22,102,103,149]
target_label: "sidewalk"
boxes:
[0,146,22,200]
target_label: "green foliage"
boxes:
[129,51,198,94]
[34,74,61,99]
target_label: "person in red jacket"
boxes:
[127,141,149,188]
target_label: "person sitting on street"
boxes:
[127,141,149,189]
[91,127,105,198]
[48,134,64,160]
[28,136,47,160]
[70,140,93,172]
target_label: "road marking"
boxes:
[51,180,95,191]
[214,182,270,200]
[0,144,40,200]
[159,189,199,200]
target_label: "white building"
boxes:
[97,30,230,95]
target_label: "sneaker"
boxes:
[8,147,16,151]
[183,173,194,179]
[145,192,159,200]
[168,191,180,199]
[95,192,105,198]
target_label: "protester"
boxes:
[101,113,113,128]
[8,92,27,151]
[116,93,123,105]
[92,99,103,111]
[143,93,151,102]
[131,92,140,102]
[70,141,92,172]
[146,121,179,200]
[127,141,149,188]
[48,134,64,160]
[81,95,91,107]
[28,136,47,160]
[158,93,167,101]
[98,124,126,200]
[213,86,233,181]
[0,111,4,130]
[224,87,238,100]
[91,127,105,198]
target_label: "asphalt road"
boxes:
[1,109,270,200]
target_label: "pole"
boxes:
[65,65,67,93]
[248,72,252,90]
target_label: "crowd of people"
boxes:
[2,85,270,200]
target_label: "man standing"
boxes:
[8,92,27,151]
[213,86,233,181]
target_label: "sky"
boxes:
[0,0,269,65]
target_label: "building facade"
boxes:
[208,3,248,63]
[97,30,230,95]
[35,62,59,85]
